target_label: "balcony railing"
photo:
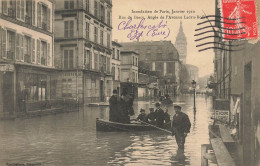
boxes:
[24,54,31,63]
[7,51,14,60]
[8,8,16,18]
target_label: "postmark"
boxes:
[221,0,258,40]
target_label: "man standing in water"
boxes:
[172,105,191,151]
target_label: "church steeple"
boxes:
[175,21,187,64]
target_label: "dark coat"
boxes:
[137,113,148,122]
[155,108,165,128]
[109,95,119,122]
[118,98,130,123]
[172,112,191,134]
[147,112,157,123]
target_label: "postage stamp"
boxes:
[221,0,258,40]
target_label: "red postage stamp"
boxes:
[221,0,258,40]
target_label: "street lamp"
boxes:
[191,80,196,112]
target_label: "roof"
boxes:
[112,41,122,47]
[121,51,139,55]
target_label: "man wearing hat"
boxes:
[155,102,165,128]
[137,109,148,123]
[172,105,191,151]
[109,89,119,122]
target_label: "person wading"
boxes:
[109,90,120,122]
[172,105,191,151]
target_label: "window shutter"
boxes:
[32,0,35,25]
[89,51,92,69]
[70,21,74,38]
[37,39,40,64]
[64,21,68,38]
[2,29,6,58]
[16,0,20,19]
[69,50,73,69]
[15,34,20,60]
[32,38,35,63]
[47,8,50,31]
[2,1,7,15]
[47,43,50,66]
[21,0,25,21]
[21,35,25,61]
[37,3,41,27]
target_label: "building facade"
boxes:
[0,0,56,116]
[54,0,113,104]
[209,0,260,165]
[120,41,181,96]
[120,51,138,98]
[185,64,199,82]
[111,40,121,95]
[175,21,187,64]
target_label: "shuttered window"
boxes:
[32,0,35,25]
[16,34,20,60]
[64,21,74,38]
[47,8,50,31]
[37,3,41,27]
[64,50,73,69]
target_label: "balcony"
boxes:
[7,51,14,60]
[24,54,31,63]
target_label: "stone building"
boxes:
[120,51,138,98]
[54,0,113,104]
[0,0,56,116]
[111,40,121,95]
[175,21,187,64]
[120,41,180,96]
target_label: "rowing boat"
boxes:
[96,118,170,132]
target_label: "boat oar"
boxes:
[132,119,172,134]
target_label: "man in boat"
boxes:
[137,109,148,123]
[172,105,191,151]
[119,91,130,124]
[126,93,135,116]
[147,108,156,125]
[109,90,120,122]
[155,103,165,128]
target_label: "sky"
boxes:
[112,0,216,77]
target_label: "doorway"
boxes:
[3,72,14,113]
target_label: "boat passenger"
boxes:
[137,109,148,123]
[109,90,120,122]
[119,91,130,124]
[155,102,165,128]
[147,108,156,125]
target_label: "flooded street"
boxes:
[0,95,214,166]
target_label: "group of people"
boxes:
[109,90,191,151]
[136,102,171,128]
[109,90,134,124]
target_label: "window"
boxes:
[118,67,120,80]
[41,41,47,65]
[62,78,72,97]
[86,0,90,12]
[84,49,92,69]
[65,0,74,9]
[37,3,50,31]
[65,21,74,38]
[24,36,31,63]
[15,33,24,61]
[111,66,115,79]
[112,48,115,59]
[94,27,98,43]
[117,49,120,60]
[7,31,15,60]
[107,57,110,73]
[100,4,105,22]
[32,38,35,63]
[2,1,7,15]
[100,30,103,45]
[107,10,111,25]
[132,56,134,65]
[86,22,90,40]
[94,53,98,71]
[94,1,98,17]
[107,34,110,48]
[37,39,40,64]
[64,50,73,69]
[136,57,138,66]
[32,0,35,25]
[25,0,32,24]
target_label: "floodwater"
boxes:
[0,95,214,166]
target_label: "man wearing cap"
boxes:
[109,90,119,122]
[155,102,165,128]
[137,109,148,123]
[172,105,191,151]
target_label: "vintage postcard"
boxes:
[0,0,259,165]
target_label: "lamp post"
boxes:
[191,80,196,112]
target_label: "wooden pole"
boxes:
[132,119,172,134]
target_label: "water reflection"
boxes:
[0,95,213,166]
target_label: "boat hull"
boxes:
[96,118,162,132]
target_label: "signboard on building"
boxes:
[215,110,229,123]
[0,64,15,72]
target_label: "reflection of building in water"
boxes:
[0,0,56,115]
[185,64,199,81]
[175,21,187,64]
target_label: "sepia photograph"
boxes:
[0,0,259,165]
